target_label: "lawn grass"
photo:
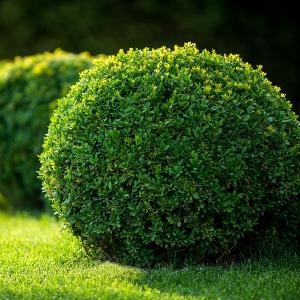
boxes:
[0,213,299,300]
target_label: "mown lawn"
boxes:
[0,213,299,300]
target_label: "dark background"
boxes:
[0,0,299,115]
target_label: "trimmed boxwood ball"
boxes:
[40,43,300,266]
[0,50,93,209]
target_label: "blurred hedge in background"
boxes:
[0,60,9,68]
[0,50,93,209]
[0,0,299,115]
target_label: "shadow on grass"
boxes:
[1,255,299,300]
[137,255,300,299]
[3,258,300,300]
[1,210,299,299]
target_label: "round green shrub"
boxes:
[0,50,93,209]
[40,43,300,266]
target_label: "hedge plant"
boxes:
[40,43,300,266]
[0,60,9,68]
[0,50,93,209]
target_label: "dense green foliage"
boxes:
[1,213,299,300]
[40,43,300,266]
[0,50,93,209]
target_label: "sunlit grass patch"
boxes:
[0,213,299,299]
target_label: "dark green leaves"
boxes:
[40,43,300,266]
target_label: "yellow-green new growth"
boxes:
[40,43,300,266]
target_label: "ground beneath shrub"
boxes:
[0,213,299,300]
